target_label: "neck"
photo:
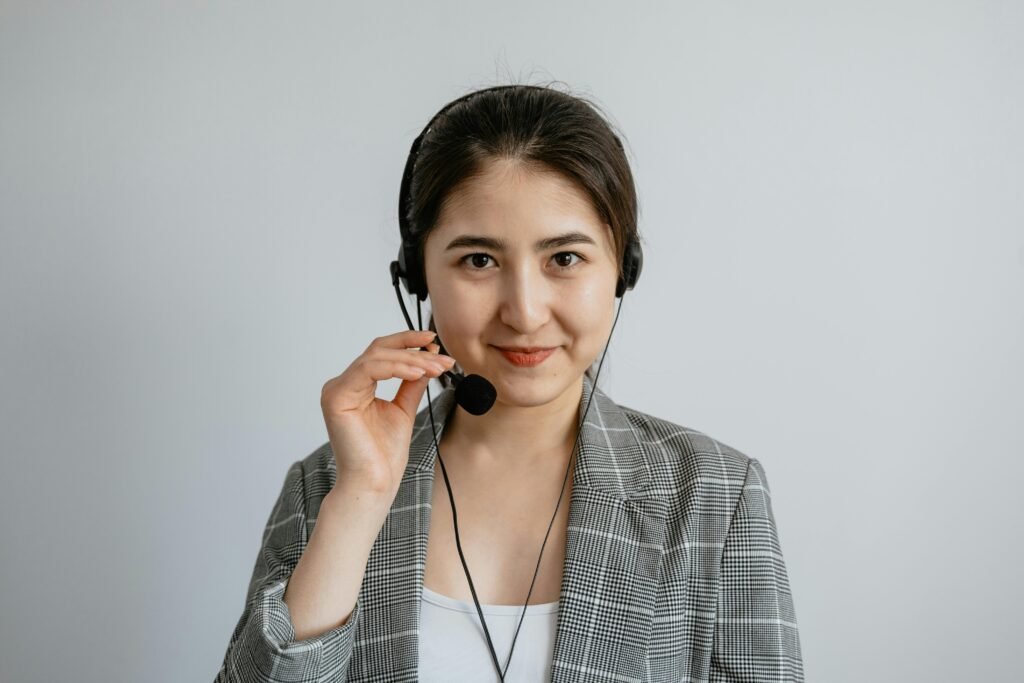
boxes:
[438,376,584,472]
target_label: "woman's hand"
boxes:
[320,329,457,496]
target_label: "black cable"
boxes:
[418,299,506,679]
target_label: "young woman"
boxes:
[215,84,803,682]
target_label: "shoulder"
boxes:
[614,400,759,496]
[613,402,781,557]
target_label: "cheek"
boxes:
[560,289,617,348]
[431,297,489,357]
[568,276,617,317]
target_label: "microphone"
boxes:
[430,364,496,416]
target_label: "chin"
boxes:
[489,368,580,409]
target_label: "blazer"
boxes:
[214,373,803,682]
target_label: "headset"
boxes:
[388,84,643,681]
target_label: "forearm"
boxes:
[282,483,394,641]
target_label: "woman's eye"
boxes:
[460,253,494,269]
[552,252,584,269]
[457,251,586,271]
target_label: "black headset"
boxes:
[387,84,644,681]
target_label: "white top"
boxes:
[417,585,560,682]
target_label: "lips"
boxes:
[493,345,558,367]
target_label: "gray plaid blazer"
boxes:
[215,373,803,682]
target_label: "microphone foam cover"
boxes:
[455,374,497,416]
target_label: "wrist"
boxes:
[323,481,397,517]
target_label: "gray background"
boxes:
[2,1,1021,681]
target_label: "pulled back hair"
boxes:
[403,82,641,388]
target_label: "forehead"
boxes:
[430,159,611,248]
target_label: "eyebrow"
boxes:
[443,231,598,252]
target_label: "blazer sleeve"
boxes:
[710,457,804,682]
[213,459,362,683]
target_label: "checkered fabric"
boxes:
[214,373,803,681]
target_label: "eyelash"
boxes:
[458,251,587,272]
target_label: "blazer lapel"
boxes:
[356,375,667,682]
[550,374,668,682]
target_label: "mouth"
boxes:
[492,345,559,367]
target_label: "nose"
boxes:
[497,261,552,333]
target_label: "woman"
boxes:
[215,84,803,682]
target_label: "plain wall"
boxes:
[1,1,1021,681]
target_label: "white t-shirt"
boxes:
[417,585,560,682]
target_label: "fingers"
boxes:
[346,343,455,388]
[391,339,454,418]
[323,329,456,420]
[353,356,450,386]
[366,329,438,352]
[331,329,456,398]
[372,347,455,375]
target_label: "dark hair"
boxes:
[404,81,641,388]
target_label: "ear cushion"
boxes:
[396,241,428,301]
[616,237,643,298]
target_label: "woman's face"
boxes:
[422,158,620,408]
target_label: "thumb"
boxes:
[392,372,432,418]
[392,342,441,418]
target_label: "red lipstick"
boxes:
[493,346,558,367]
